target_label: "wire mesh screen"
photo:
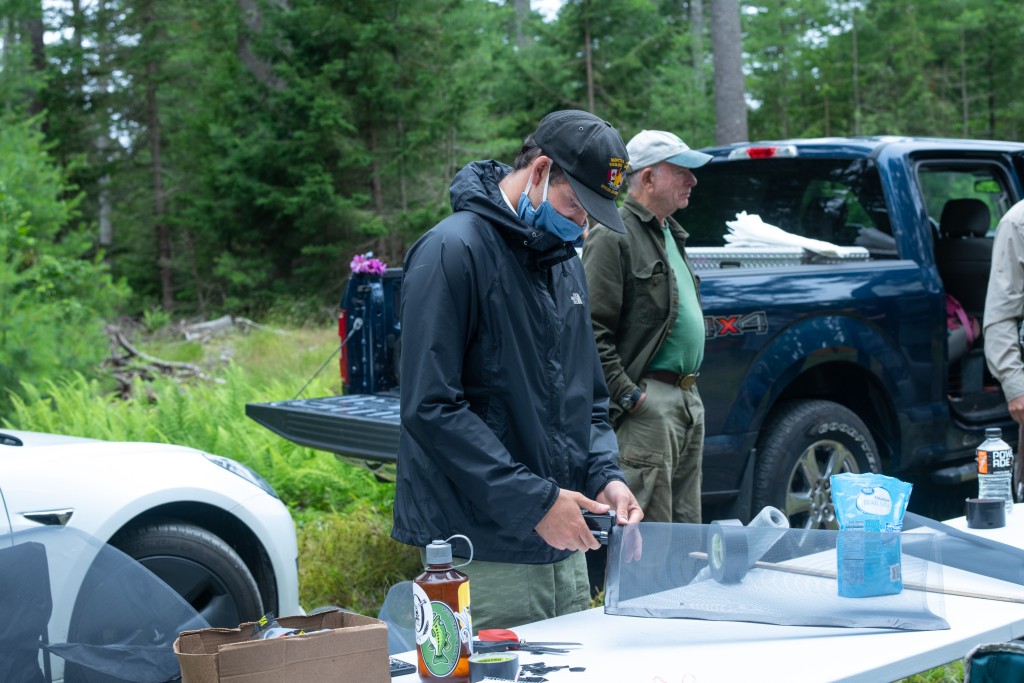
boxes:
[603,520,950,631]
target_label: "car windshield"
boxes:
[679,158,891,250]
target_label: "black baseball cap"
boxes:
[532,110,629,233]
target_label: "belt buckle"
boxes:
[678,374,697,390]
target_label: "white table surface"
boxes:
[394,506,1024,682]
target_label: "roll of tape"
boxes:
[966,497,1006,529]
[748,506,789,530]
[708,519,747,583]
[469,652,519,682]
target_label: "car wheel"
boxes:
[111,521,263,627]
[752,399,880,530]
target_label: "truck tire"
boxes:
[752,399,880,530]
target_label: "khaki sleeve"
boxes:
[984,201,1024,401]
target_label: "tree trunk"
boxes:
[142,2,174,310]
[182,229,207,314]
[690,0,705,95]
[583,1,594,113]
[824,91,830,137]
[959,25,968,137]
[850,3,861,136]
[514,0,529,49]
[236,0,286,91]
[711,0,747,144]
[369,125,384,214]
[23,0,46,118]
[96,0,114,253]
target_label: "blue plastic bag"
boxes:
[831,473,912,598]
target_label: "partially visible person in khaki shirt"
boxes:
[984,199,1024,423]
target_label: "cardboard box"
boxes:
[174,610,390,683]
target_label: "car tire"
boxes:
[111,521,263,627]
[752,399,880,530]
[63,522,264,683]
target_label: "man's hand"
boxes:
[596,480,644,525]
[597,479,644,562]
[535,490,607,552]
[1010,395,1024,424]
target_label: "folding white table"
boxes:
[394,506,1024,682]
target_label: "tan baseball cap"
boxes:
[626,130,712,171]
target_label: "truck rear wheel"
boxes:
[752,399,880,530]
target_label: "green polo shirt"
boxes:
[648,223,704,375]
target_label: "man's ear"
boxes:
[638,166,654,188]
[530,155,551,185]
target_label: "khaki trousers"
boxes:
[616,379,704,523]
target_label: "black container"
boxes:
[965,497,1007,529]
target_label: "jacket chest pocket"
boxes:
[632,261,670,325]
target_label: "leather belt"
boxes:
[643,370,698,390]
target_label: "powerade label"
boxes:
[978,448,1013,475]
[412,582,472,678]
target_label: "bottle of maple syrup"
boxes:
[412,535,474,681]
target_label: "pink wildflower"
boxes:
[350,252,387,276]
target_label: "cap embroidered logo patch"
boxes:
[604,161,627,196]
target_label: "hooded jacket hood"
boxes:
[450,160,573,261]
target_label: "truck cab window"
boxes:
[916,162,1013,237]
[682,158,890,250]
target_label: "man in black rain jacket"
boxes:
[392,111,643,632]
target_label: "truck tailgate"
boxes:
[245,395,400,463]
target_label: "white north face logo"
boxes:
[571,292,583,305]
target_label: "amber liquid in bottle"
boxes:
[414,564,472,682]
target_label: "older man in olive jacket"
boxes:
[582,129,711,525]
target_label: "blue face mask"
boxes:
[517,169,586,243]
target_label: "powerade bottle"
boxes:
[412,535,473,681]
[977,427,1014,515]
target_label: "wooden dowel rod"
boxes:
[688,551,1024,605]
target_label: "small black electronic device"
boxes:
[581,509,617,544]
[389,657,416,677]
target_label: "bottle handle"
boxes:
[446,534,474,569]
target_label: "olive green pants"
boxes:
[616,380,704,523]
[452,551,590,632]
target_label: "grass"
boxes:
[0,319,978,679]
[895,660,964,682]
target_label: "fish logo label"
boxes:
[413,582,465,677]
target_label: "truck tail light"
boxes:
[727,145,798,160]
[338,308,349,388]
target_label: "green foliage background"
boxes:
[3,0,1022,319]
[0,115,129,409]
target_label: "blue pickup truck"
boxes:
[247,136,1024,527]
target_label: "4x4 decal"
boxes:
[705,311,769,338]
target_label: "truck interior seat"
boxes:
[935,198,992,318]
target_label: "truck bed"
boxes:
[245,395,400,463]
